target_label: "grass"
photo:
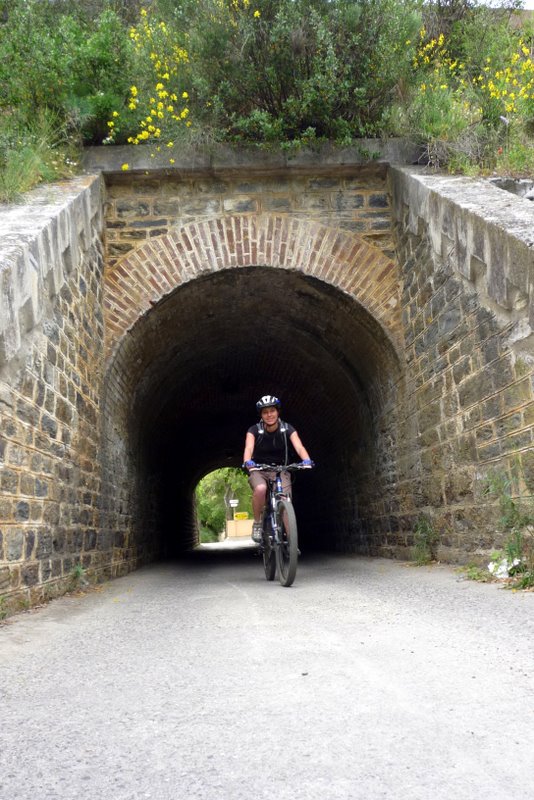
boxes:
[457,564,496,583]
[412,514,440,565]
[0,109,80,203]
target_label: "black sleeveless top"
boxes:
[247,421,296,465]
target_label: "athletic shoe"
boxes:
[251,522,262,543]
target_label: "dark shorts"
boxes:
[249,469,292,496]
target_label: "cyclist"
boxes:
[243,395,313,543]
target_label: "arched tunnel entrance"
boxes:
[101,263,405,563]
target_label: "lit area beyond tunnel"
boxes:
[101,266,403,560]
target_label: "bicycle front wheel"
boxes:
[275,498,298,587]
[262,517,276,581]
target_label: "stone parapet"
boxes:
[391,167,534,563]
[390,167,534,359]
[0,176,104,370]
[83,139,422,175]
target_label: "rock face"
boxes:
[1,148,533,614]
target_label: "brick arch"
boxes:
[103,214,402,360]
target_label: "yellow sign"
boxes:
[234,511,249,520]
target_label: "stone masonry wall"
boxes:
[103,165,394,268]
[390,168,534,563]
[3,152,534,617]
[0,178,110,616]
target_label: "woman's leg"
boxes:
[248,471,268,522]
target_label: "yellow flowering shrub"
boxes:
[407,25,534,170]
[105,6,190,165]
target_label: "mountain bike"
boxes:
[249,463,312,587]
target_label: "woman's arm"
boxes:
[289,431,311,461]
[243,431,256,464]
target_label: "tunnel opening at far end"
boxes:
[195,467,253,544]
[101,266,405,566]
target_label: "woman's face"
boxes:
[261,406,279,427]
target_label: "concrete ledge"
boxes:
[82,139,423,176]
[390,167,534,353]
[0,176,104,369]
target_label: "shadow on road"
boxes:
[173,540,325,570]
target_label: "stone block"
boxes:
[262,197,293,212]
[0,566,10,591]
[222,197,258,213]
[15,501,30,521]
[116,200,150,218]
[369,193,389,208]
[21,564,39,587]
[6,530,24,561]
[36,532,53,559]
[25,530,35,559]
[458,371,493,408]
[41,414,58,439]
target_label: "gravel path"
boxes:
[1,545,533,800]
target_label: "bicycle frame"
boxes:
[249,463,311,586]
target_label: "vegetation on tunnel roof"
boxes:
[1,0,534,201]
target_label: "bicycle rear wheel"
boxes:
[262,517,276,581]
[275,498,298,587]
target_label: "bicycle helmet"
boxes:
[256,395,281,410]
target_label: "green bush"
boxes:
[412,514,440,565]
[398,4,534,171]
[483,469,534,588]
[0,1,137,145]
[1,0,533,196]
[179,0,421,144]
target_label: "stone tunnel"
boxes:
[1,145,533,613]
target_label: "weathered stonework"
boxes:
[103,167,395,268]
[390,167,534,562]
[1,147,534,616]
[0,178,110,615]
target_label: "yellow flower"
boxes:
[155,83,164,91]
[112,111,119,118]
[121,163,130,171]
[182,91,189,99]
[254,10,260,17]
[169,158,175,164]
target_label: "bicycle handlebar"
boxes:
[247,462,314,472]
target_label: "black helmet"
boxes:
[256,394,281,410]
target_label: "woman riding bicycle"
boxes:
[243,395,313,543]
